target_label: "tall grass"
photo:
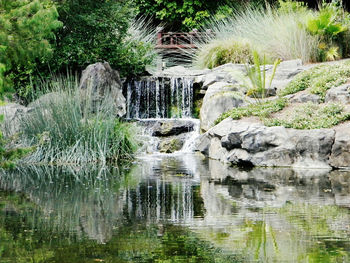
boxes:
[194,6,320,68]
[19,76,138,165]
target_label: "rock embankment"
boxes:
[195,117,350,169]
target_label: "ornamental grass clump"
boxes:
[19,76,138,165]
[195,38,254,69]
[194,5,319,68]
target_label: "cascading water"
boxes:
[124,76,194,119]
[124,75,200,154]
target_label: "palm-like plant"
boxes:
[245,51,281,102]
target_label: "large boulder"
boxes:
[0,103,31,137]
[330,124,350,168]
[79,62,126,117]
[196,118,335,169]
[151,120,194,136]
[200,82,245,132]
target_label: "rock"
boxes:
[202,74,223,90]
[79,62,126,117]
[28,92,63,109]
[158,136,185,153]
[195,119,335,169]
[151,120,194,136]
[208,137,229,162]
[162,66,210,76]
[195,134,211,155]
[330,124,350,168]
[274,59,303,81]
[289,93,321,103]
[0,103,32,137]
[325,84,350,105]
[200,82,245,132]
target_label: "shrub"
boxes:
[215,97,288,124]
[0,0,62,100]
[195,38,254,69]
[305,1,348,61]
[279,61,350,99]
[19,76,138,165]
[265,102,350,129]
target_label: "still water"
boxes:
[1,154,350,262]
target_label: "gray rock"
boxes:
[79,62,126,117]
[162,66,210,76]
[0,103,31,137]
[195,134,211,155]
[289,93,321,103]
[151,120,194,136]
[330,124,350,168]
[195,119,335,169]
[325,84,350,104]
[200,82,245,132]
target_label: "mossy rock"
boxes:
[158,138,184,153]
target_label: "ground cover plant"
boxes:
[18,76,138,165]
[215,97,288,124]
[265,102,350,129]
[279,60,350,99]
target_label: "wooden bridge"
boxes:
[155,29,212,50]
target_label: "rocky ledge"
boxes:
[195,117,350,169]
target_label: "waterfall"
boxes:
[124,76,195,119]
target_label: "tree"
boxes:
[0,0,62,99]
[51,0,145,77]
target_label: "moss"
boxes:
[264,102,350,129]
[279,61,350,99]
[215,98,288,124]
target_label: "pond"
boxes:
[0,153,350,262]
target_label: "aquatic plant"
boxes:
[19,75,138,165]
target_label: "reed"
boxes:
[19,75,138,165]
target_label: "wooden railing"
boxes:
[155,29,212,50]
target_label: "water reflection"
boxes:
[0,154,350,262]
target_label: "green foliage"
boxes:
[306,1,349,61]
[195,39,254,69]
[245,51,281,100]
[0,0,62,99]
[19,76,138,165]
[215,97,288,124]
[265,102,350,129]
[133,0,232,31]
[52,0,156,78]
[277,0,308,14]
[279,61,350,99]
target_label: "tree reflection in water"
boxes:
[0,155,350,262]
